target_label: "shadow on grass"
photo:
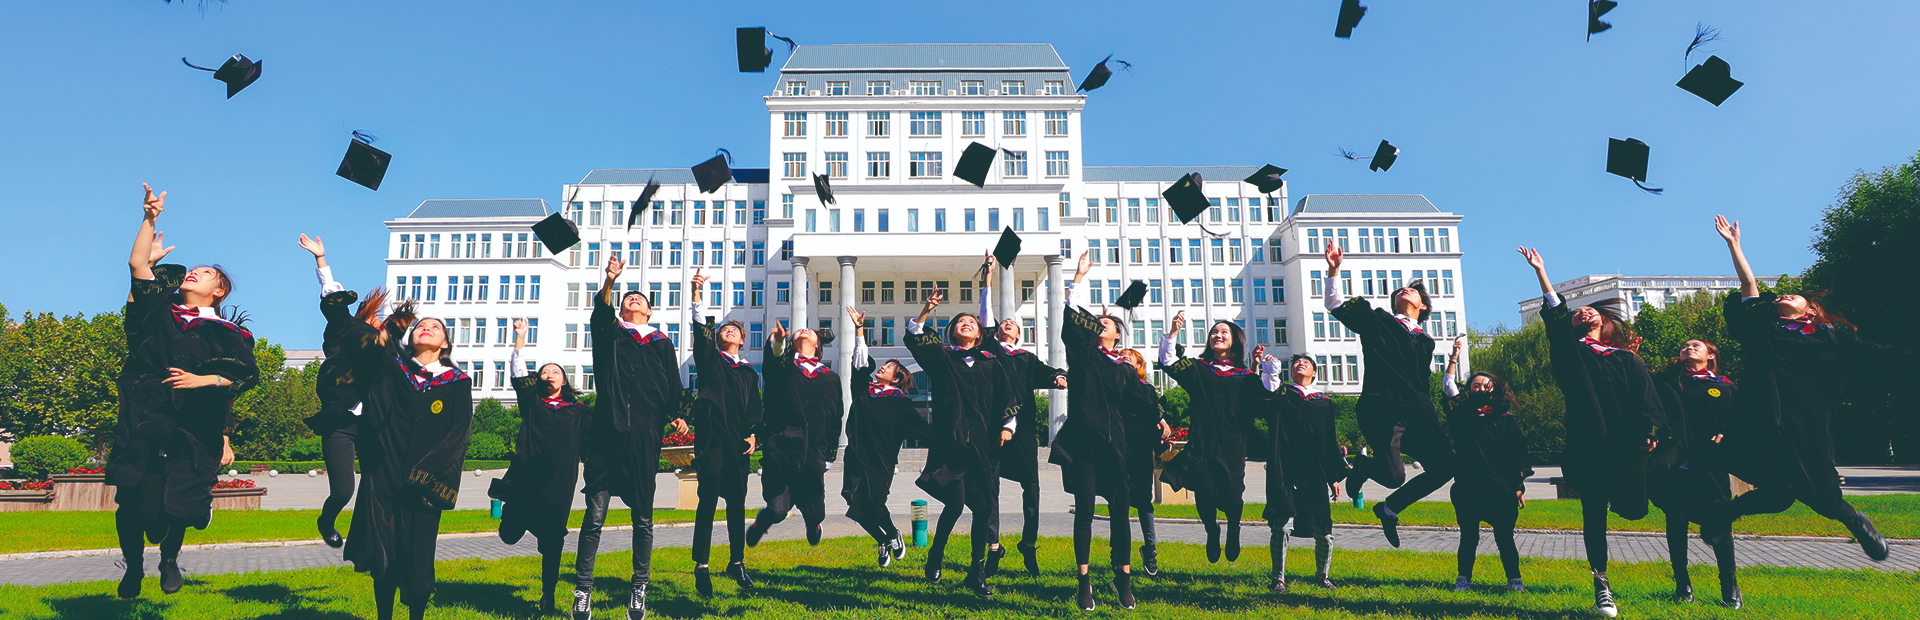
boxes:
[433,580,542,619]
[43,593,169,620]
[220,583,363,620]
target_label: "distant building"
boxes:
[1516,274,1781,324]
[283,349,323,370]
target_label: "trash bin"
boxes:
[910,499,929,547]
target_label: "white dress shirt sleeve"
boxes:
[1259,356,1283,392]
[1323,272,1344,310]
[1158,332,1178,367]
[509,348,529,378]
[1441,372,1459,398]
[318,266,344,295]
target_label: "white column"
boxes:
[998,258,1018,329]
[789,257,809,336]
[1044,254,1068,443]
[835,256,858,449]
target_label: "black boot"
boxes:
[964,560,994,598]
[1721,581,1742,609]
[1205,529,1222,563]
[627,578,648,620]
[1019,541,1040,577]
[745,521,768,548]
[1374,503,1401,548]
[1225,522,1242,562]
[158,558,183,594]
[727,561,755,589]
[925,547,945,583]
[985,545,1007,577]
[319,514,346,548]
[539,589,556,613]
[1112,570,1136,610]
[1076,573,1095,611]
[807,522,823,546]
[1674,568,1695,603]
[570,589,592,620]
[695,565,713,598]
[1846,512,1890,561]
[1139,544,1159,577]
[117,559,143,599]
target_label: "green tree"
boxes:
[0,308,125,451]
[1158,386,1190,428]
[473,398,521,455]
[1468,322,1566,462]
[228,341,322,461]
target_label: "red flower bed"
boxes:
[661,432,695,447]
[0,480,54,491]
[1165,426,1189,445]
[67,466,105,474]
[212,479,257,489]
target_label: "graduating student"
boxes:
[491,319,588,612]
[841,305,933,567]
[1157,309,1263,565]
[300,234,386,551]
[1055,252,1137,610]
[1520,246,1665,618]
[110,185,258,599]
[743,317,844,551]
[991,314,1067,577]
[1323,244,1456,548]
[574,254,687,620]
[1259,353,1347,593]
[1649,337,1741,607]
[1115,349,1171,578]
[1714,215,1911,564]
[685,271,762,597]
[906,254,1017,598]
[1438,339,1531,594]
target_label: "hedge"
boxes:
[11,436,90,480]
[227,460,513,473]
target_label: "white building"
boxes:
[379,44,1468,439]
[1516,274,1780,325]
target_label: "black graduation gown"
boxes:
[1158,354,1260,500]
[1048,307,1134,502]
[495,376,587,510]
[907,324,1015,505]
[689,321,762,499]
[841,357,933,521]
[306,290,366,437]
[1124,377,1165,511]
[996,346,1064,485]
[1446,395,1531,517]
[1649,369,1738,522]
[757,344,844,483]
[1329,297,1438,418]
[107,265,260,533]
[584,298,681,504]
[1540,300,1666,511]
[1271,385,1349,535]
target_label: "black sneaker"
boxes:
[320,516,346,548]
[1205,530,1222,563]
[1225,524,1242,562]
[1374,503,1401,548]
[158,559,183,594]
[727,561,754,589]
[1139,544,1159,577]
[571,589,592,620]
[1507,578,1524,592]
[985,545,1006,577]
[1847,512,1890,561]
[745,522,768,548]
[924,556,944,584]
[1674,582,1695,603]
[807,522,823,546]
[627,579,648,620]
[1721,584,1742,609]
[1594,576,1618,618]
[877,542,893,568]
[1018,541,1040,576]
[117,562,143,599]
[1112,571,1136,610]
[694,565,713,598]
[1076,573,1095,611]
[1315,578,1338,590]
[891,535,908,560]
[964,560,994,598]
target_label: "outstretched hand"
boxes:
[1517,247,1544,271]
[845,305,866,327]
[147,230,176,266]
[1073,250,1092,282]
[689,268,707,305]
[920,291,944,318]
[1325,242,1344,272]
[1714,214,1741,246]
[605,254,625,281]
[1167,310,1187,337]
[141,183,166,220]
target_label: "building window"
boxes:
[1044,111,1069,136]
[825,80,849,96]
[877,208,891,232]
[750,322,765,348]
[785,81,806,96]
[853,209,865,232]
[1003,150,1027,177]
[1012,208,1025,231]
[781,194,794,218]
[866,151,890,178]
[1045,151,1069,177]
[1001,80,1026,95]
[866,112,890,136]
[909,151,943,178]
[823,152,848,178]
[752,241,766,265]
[752,200,767,225]
[906,208,920,232]
[529,276,540,300]
[819,281,833,303]
[805,210,818,232]
[1129,239,1143,264]
[1440,228,1452,252]
[1003,111,1027,136]
[910,80,940,96]
[866,80,890,96]
[988,208,1001,231]
[1272,278,1285,304]
[829,209,841,232]
[1058,192,1071,216]
[1147,239,1162,262]
[824,111,848,137]
[776,281,790,304]
[934,208,947,231]
[731,282,747,307]
[909,111,942,137]
[960,111,985,136]
[1044,80,1065,95]
[961,80,985,95]
[783,111,806,137]
[782,152,806,178]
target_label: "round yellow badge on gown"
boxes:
[1707,388,1722,398]
[431,400,444,414]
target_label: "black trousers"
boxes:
[1353,402,1457,513]
[1073,492,1132,567]
[375,507,444,609]
[320,423,359,523]
[1453,497,1521,580]
[1731,482,1864,527]
[693,491,748,565]
[114,462,187,567]
[754,466,827,532]
[575,489,654,591]
[930,476,1002,565]
[1019,479,1041,547]
[851,502,902,545]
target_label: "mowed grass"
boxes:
[1097,494,1920,539]
[0,535,1912,619]
[0,509,701,555]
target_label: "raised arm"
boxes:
[1518,247,1555,299]
[598,254,625,307]
[510,319,530,377]
[300,234,345,295]
[1715,215,1759,298]
[908,289,943,336]
[1322,242,1345,310]
[847,306,872,371]
[1160,310,1186,366]
[1441,336,1464,398]
[979,252,995,326]
[129,184,175,282]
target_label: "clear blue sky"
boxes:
[3,1,1916,349]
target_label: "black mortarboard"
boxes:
[1243,164,1287,194]
[532,212,580,255]
[1162,173,1210,224]
[992,227,1021,269]
[1368,140,1399,172]
[953,142,997,187]
[1588,0,1616,40]
[1335,0,1367,38]
[692,149,733,194]
[736,27,796,73]
[1077,55,1131,93]
[335,131,390,191]
[1677,55,1743,106]
[1606,137,1663,194]
[812,173,835,205]
[626,176,661,231]
[1114,280,1148,310]
[182,54,261,98]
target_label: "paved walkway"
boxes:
[3,512,1911,587]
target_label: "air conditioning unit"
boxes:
[989,90,999,96]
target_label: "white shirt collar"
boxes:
[722,350,748,365]
[1292,382,1324,397]
[618,318,657,337]
[419,360,451,375]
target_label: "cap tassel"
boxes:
[181,57,218,72]
[715,148,734,165]
[351,130,378,145]
[767,32,797,53]
[1632,180,1664,195]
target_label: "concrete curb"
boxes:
[0,522,702,563]
[1087,514,1920,546]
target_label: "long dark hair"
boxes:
[1203,320,1247,367]
[538,362,580,402]
[410,316,455,365]
[946,312,980,347]
[1586,298,1637,351]
[1665,339,1720,375]
[880,359,916,392]
[1395,279,1432,323]
[355,287,390,328]
[1461,371,1516,410]
[177,264,248,325]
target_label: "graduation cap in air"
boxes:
[1077,55,1131,93]
[1369,140,1399,172]
[626,176,661,231]
[1677,55,1743,106]
[532,212,580,255]
[736,27,796,73]
[811,173,835,205]
[1335,0,1367,38]
[1162,172,1228,235]
[1114,280,1148,310]
[1243,164,1287,194]
[953,142,998,187]
[335,131,390,191]
[692,149,733,193]
[1587,0,1616,40]
[992,227,1022,269]
[1606,138,1663,194]
[182,54,261,98]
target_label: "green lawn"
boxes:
[0,509,701,555]
[0,535,1911,619]
[1097,494,1920,539]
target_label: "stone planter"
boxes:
[0,490,53,512]
[1153,441,1193,505]
[212,486,267,511]
[49,473,114,512]
[660,447,699,510]
[660,446,696,469]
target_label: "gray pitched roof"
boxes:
[405,199,550,219]
[578,169,771,185]
[1293,194,1440,214]
[782,44,1066,71]
[1082,166,1262,182]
